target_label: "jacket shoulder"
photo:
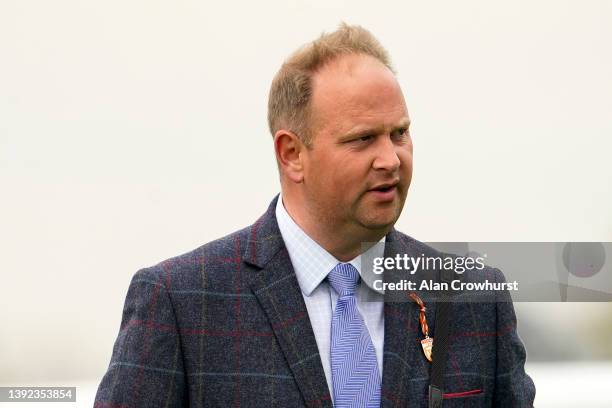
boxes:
[131,226,252,291]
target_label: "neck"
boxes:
[281,194,389,262]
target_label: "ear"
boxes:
[274,129,305,183]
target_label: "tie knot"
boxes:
[328,263,360,296]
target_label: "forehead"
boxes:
[310,54,408,134]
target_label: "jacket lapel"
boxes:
[243,196,332,407]
[381,230,439,407]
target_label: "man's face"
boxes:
[301,53,413,234]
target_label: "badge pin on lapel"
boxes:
[409,292,433,362]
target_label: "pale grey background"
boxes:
[1,0,611,406]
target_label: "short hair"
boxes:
[267,23,394,146]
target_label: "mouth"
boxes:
[367,180,400,201]
[369,180,399,192]
[372,185,396,193]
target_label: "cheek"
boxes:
[398,146,413,170]
[305,149,370,196]
[397,150,413,187]
[304,152,340,192]
[334,157,370,184]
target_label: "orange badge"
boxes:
[409,292,433,363]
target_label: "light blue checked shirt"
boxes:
[275,195,385,399]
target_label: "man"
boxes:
[95,24,535,407]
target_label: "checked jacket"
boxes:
[95,196,535,407]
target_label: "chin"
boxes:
[358,212,399,231]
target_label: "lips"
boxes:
[367,180,400,202]
[369,180,399,192]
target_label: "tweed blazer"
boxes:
[95,196,535,407]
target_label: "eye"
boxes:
[391,127,409,141]
[346,134,374,144]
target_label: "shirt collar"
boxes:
[275,194,385,296]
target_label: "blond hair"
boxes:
[267,23,394,146]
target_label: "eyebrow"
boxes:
[340,118,411,141]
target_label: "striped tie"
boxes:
[328,263,381,408]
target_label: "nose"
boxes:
[372,136,401,172]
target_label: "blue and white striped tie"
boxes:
[328,263,381,408]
